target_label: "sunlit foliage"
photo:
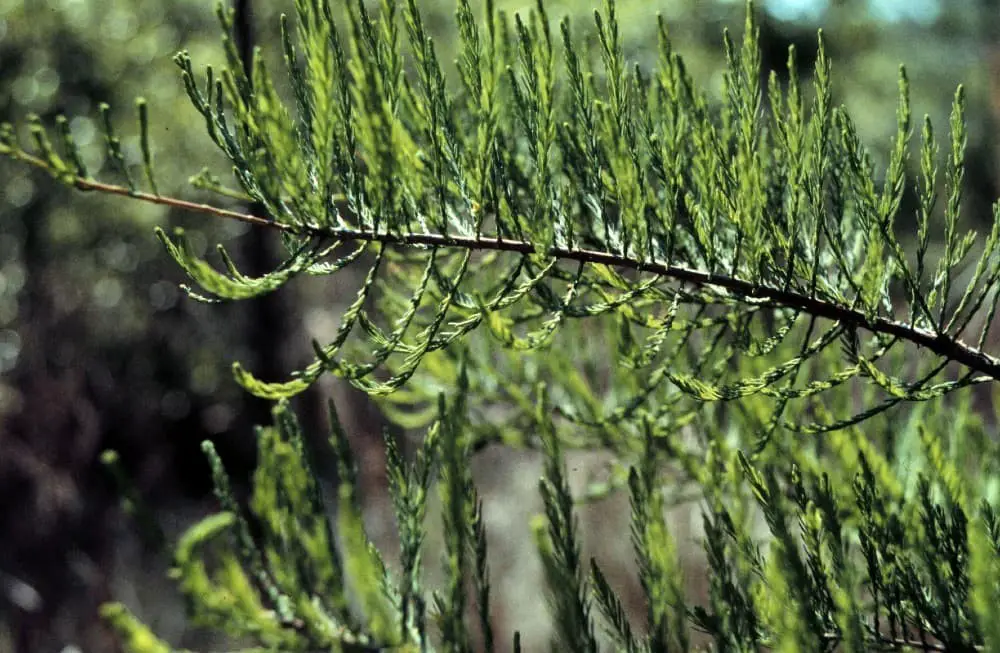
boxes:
[5,0,1000,650]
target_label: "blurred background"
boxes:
[1,0,1000,651]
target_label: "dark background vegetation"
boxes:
[1,1,999,650]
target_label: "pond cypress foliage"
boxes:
[5,0,1000,650]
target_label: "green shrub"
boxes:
[5,0,1000,650]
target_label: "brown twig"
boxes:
[10,147,1000,383]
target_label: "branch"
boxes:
[15,147,1000,382]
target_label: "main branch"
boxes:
[14,144,1000,382]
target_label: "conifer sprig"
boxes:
[11,1,1000,651]
[5,0,1000,438]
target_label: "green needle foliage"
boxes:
[6,0,1000,650]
